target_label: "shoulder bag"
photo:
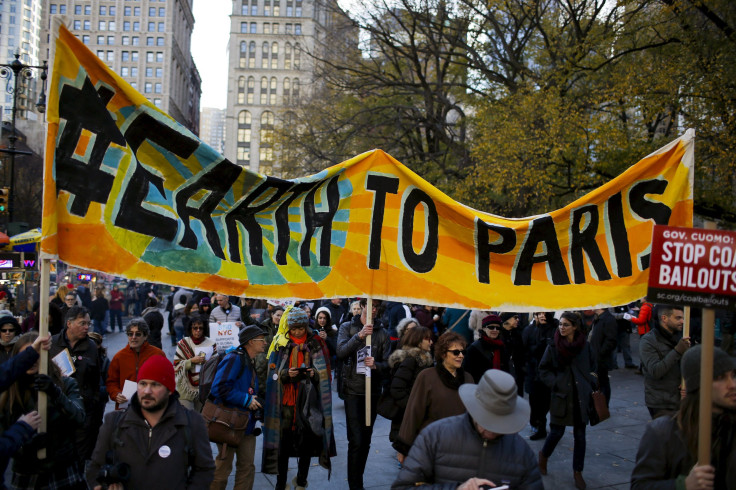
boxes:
[588,373,610,426]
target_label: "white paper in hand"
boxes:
[119,379,137,409]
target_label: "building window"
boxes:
[295,23,301,35]
[73,20,81,30]
[285,23,292,34]
[269,77,277,105]
[156,52,163,62]
[131,67,138,76]
[264,23,271,34]
[148,22,155,31]
[147,37,154,46]
[250,22,257,34]
[59,4,66,14]
[124,6,131,16]
[109,6,116,15]
[292,77,300,102]
[122,36,130,45]
[239,41,247,69]
[237,76,245,103]
[251,0,258,16]
[154,83,162,93]
[97,35,105,44]
[74,5,82,14]
[109,21,116,30]
[154,98,162,108]
[286,0,293,17]
[248,41,256,68]
[146,67,153,76]
[85,4,91,14]
[264,0,271,16]
[131,82,137,89]
[240,22,247,33]
[121,51,130,61]
[294,43,300,70]
[82,35,91,44]
[99,21,106,31]
[156,37,164,46]
[149,7,156,16]
[123,21,131,31]
[121,66,129,76]
[133,21,140,31]
[283,77,290,105]
[158,22,164,32]
[99,6,106,15]
[106,51,114,62]
[134,7,141,16]
[237,110,251,165]
[96,50,105,59]
[156,67,162,77]
[273,23,279,34]
[107,35,115,45]
[261,42,268,69]
[132,36,140,46]
[271,42,278,69]
[247,76,255,103]
[144,82,152,93]
[159,7,165,16]
[50,4,57,14]
[260,76,268,104]
[284,43,291,70]
[295,0,302,16]
[131,51,139,61]
[147,52,154,62]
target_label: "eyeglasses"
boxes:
[0,329,15,333]
[191,326,204,331]
[484,326,500,331]
[127,331,144,338]
[448,349,466,356]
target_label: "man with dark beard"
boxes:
[632,345,736,489]
[87,356,214,489]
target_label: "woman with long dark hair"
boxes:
[538,311,596,490]
[385,326,433,448]
[174,314,216,412]
[0,332,86,489]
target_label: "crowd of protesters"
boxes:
[0,280,732,490]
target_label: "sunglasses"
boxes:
[191,326,204,331]
[448,349,466,356]
[484,325,500,331]
[0,329,15,333]
[127,331,144,338]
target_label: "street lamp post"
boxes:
[0,52,47,223]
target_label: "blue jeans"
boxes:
[92,319,105,336]
[109,309,123,331]
[542,422,587,472]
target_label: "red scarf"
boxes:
[282,334,309,407]
[480,332,504,369]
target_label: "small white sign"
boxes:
[212,322,239,353]
[356,345,372,377]
[193,345,214,373]
[51,349,75,377]
[119,379,138,409]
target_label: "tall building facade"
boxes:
[0,0,45,121]
[199,106,226,154]
[40,0,201,133]
[224,0,355,174]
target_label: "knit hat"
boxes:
[286,307,309,330]
[682,345,736,393]
[137,355,176,393]
[0,316,20,333]
[482,314,503,329]
[499,312,517,324]
[199,296,211,305]
[239,324,265,345]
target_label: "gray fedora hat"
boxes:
[458,369,530,434]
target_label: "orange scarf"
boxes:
[282,334,309,407]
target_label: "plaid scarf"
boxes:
[282,335,310,407]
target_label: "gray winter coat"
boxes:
[538,338,596,426]
[639,325,683,411]
[337,315,391,396]
[392,413,543,490]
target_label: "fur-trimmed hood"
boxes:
[389,346,433,369]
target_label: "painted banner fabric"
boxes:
[42,25,694,311]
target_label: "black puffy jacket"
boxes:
[337,315,391,396]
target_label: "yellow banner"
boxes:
[42,25,694,310]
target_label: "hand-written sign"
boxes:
[648,225,736,309]
[212,322,239,353]
[42,24,694,311]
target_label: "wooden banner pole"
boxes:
[697,220,717,466]
[37,258,51,459]
[682,306,690,388]
[365,298,373,427]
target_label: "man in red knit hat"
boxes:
[87,356,215,489]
